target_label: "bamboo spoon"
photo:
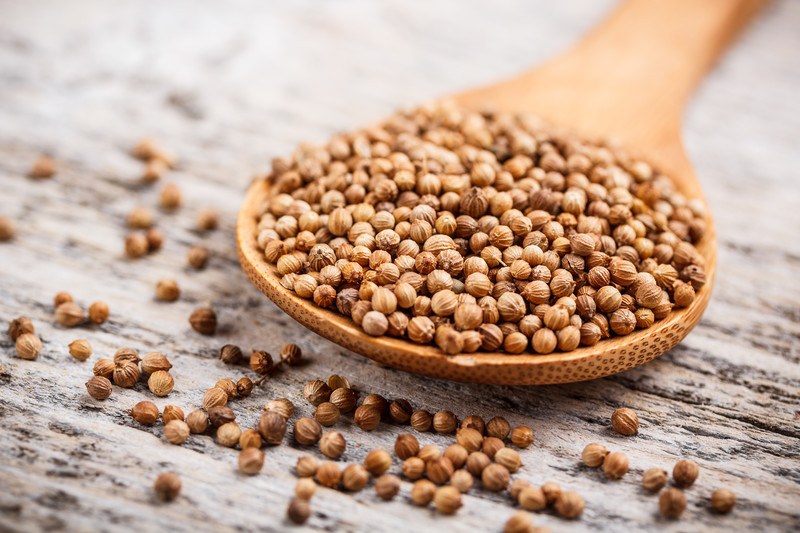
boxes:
[238,0,764,385]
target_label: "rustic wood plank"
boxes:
[1,1,798,532]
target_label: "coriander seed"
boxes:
[88,301,109,325]
[710,488,736,514]
[486,416,511,440]
[86,376,112,400]
[433,486,462,515]
[196,208,219,232]
[433,410,458,434]
[265,398,294,419]
[187,246,209,269]
[295,477,317,500]
[603,451,629,479]
[410,409,433,432]
[294,417,322,445]
[8,317,35,341]
[319,431,346,459]
[113,360,140,388]
[519,486,547,511]
[219,344,243,365]
[0,216,16,241]
[202,386,228,409]
[125,232,149,258]
[154,472,181,502]
[354,404,381,431]
[494,447,522,473]
[131,401,159,425]
[341,464,369,492]
[642,467,668,492]
[402,457,425,480]
[279,343,303,366]
[141,352,172,375]
[456,428,483,453]
[155,279,180,302]
[164,420,190,445]
[216,422,242,447]
[296,455,319,478]
[258,411,287,445]
[555,491,585,519]
[159,183,182,210]
[426,457,455,485]
[68,339,92,361]
[93,358,115,379]
[315,461,341,489]
[162,405,185,424]
[450,470,473,493]
[207,405,235,427]
[389,399,413,424]
[673,459,700,488]
[364,449,392,476]
[15,333,42,360]
[481,436,505,459]
[504,511,535,533]
[611,407,639,436]
[250,350,274,375]
[375,474,401,501]
[29,154,56,179]
[481,463,510,492]
[186,410,209,434]
[148,370,174,397]
[56,302,85,327]
[303,379,332,406]
[329,387,358,413]
[466,451,491,477]
[581,443,609,468]
[394,433,420,459]
[411,479,437,506]
[286,498,311,524]
[510,425,534,448]
[238,448,265,475]
[659,488,687,519]
[239,429,262,450]
[189,307,217,335]
[542,481,561,506]
[315,402,340,426]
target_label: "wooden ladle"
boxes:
[237,0,764,385]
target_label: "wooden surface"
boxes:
[0,1,798,532]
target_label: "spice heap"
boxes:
[255,101,707,355]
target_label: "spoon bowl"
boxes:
[237,0,761,384]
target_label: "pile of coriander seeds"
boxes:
[255,100,708,355]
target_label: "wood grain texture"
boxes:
[0,1,798,532]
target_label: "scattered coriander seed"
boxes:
[279,343,302,366]
[456,427,483,453]
[519,486,547,511]
[93,358,115,379]
[354,404,381,431]
[482,463,510,492]
[426,457,455,485]
[410,409,433,432]
[481,436,505,459]
[215,377,236,398]
[114,347,140,365]
[314,402,340,427]
[54,292,73,308]
[466,451,491,477]
[187,246,209,269]
[125,232,150,258]
[362,394,389,417]
[411,479,437,506]
[504,511,535,533]
[265,398,294,419]
[15,333,42,360]
[55,302,85,327]
[258,411,288,445]
[494,447,522,473]
[364,449,392,476]
[162,405,185,424]
[394,433,420,460]
[315,461,341,489]
[389,399,413,424]
[216,422,242,447]
[189,307,217,335]
[239,429,262,450]
[159,183,182,210]
[131,401,160,425]
[294,417,322,446]
[295,477,317,500]
[327,374,351,390]
[29,154,56,179]
[141,352,172,375]
[450,470,474,493]
[611,407,639,436]
[659,488,687,519]
[202,386,228,409]
[542,481,562,506]
[710,488,736,514]
[219,344,243,365]
[375,474,401,501]
[433,486,462,515]
[127,206,154,229]
[69,339,92,361]
[0,216,14,241]
[581,443,609,468]
[8,317,35,341]
[329,387,359,413]
[486,416,511,440]
[342,464,369,492]
[238,448,265,475]
[296,455,319,478]
[418,444,442,462]
[509,479,532,501]
[146,227,164,251]
[443,444,468,470]
[603,451,630,479]
[155,279,180,302]
[402,457,426,480]
[196,209,219,232]
[250,350,274,375]
[460,415,486,435]
[186,410,209,434]
[673,459,700,488]
[642,468,669,492]
[85,376,112,400]
[555,491,585,519]
[286,497,311,525]
[132,138,173,165]
[148,370,174,397]
[88,301,109,325]
[208,405,235,427]
[303,379,332,406]
[113,360,140,388]
[319,431,346,459]
[433,410,458,434]
[510,425,534,448]
[154,472,181,502]
[236,377,254,398]
[164,420,190,445]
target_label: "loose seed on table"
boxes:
[315,461,341,489]
[56,302,85,327]
[504,511,535,533]
[85,376,112,400]
[611,407,639,436]
[16,333,42,360]
[153,472,181,502]
[375,474,401,501]
[642,468,669,492]
[296,456,319,478]
[603,451,629,479]
[238,448,265,475]
[187,246,209,269]
[189,307,217,335]
[286,498,311,524]
[162,405,185,424]
[673,459,700,488]
[88,301,109,324]
[581,443,609,468]
[555,491,585,519]
[341,464,369,492]
[0,216,15,241]
[164,420,190,445]
[8,317,35,341]
[659,488,687,519]
[433,486,462,515]
[364,449,392,476]
[131,401,160,425]
[710,488,736,514]
[155,279,180,302]
[295,477,317,500]
[29,154,56,179]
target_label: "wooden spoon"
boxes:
[237,0,764,385]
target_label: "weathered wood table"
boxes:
[1,1,798,531]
